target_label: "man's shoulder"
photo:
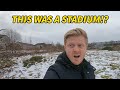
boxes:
[84,60,96,71]
[48,62,65,73]
[48,62,61,69]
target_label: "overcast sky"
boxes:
[0,11,120,45]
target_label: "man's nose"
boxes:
[73,46,80,52]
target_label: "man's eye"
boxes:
[78,44,84,48]
[79,45,82,47]
[69,44,74,47]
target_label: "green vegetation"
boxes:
[102,46,113,51]
[0,59,16,69]
[23,56,45,68]
[101,74,112,79]
[95,67,106,74]
[110,63,120,70]
[102,45,120,51]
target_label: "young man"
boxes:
[44,28,96,79]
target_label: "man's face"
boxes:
[64,35,87,65]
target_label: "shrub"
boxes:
[101,74,112,79]
[0,59,16,69]
[23,56,44,68]
[102,46,113,51]
[110,63,120,70]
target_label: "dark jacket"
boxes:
[44,52,96,79]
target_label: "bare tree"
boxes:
[2,29,21,43]
[55,42,64,51]
[1,28,22,54]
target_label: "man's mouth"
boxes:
[74,55,80,58]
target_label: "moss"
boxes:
[101,74,112,79]
[110,63,119,70]
[95,67,106,74]
[23,56,44,68]
[20,77,26,79]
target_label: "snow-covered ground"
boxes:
[85,50,120,79]
[0,50,120,79]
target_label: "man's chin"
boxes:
[73,59,83,65]
[72,60,81,65]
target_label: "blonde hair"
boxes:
[64,28,88,44]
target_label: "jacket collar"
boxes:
[55,51,87,70]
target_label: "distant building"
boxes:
[17,42,35,50]
[35,43,46,49]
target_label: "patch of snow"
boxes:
[0,50,120,79]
